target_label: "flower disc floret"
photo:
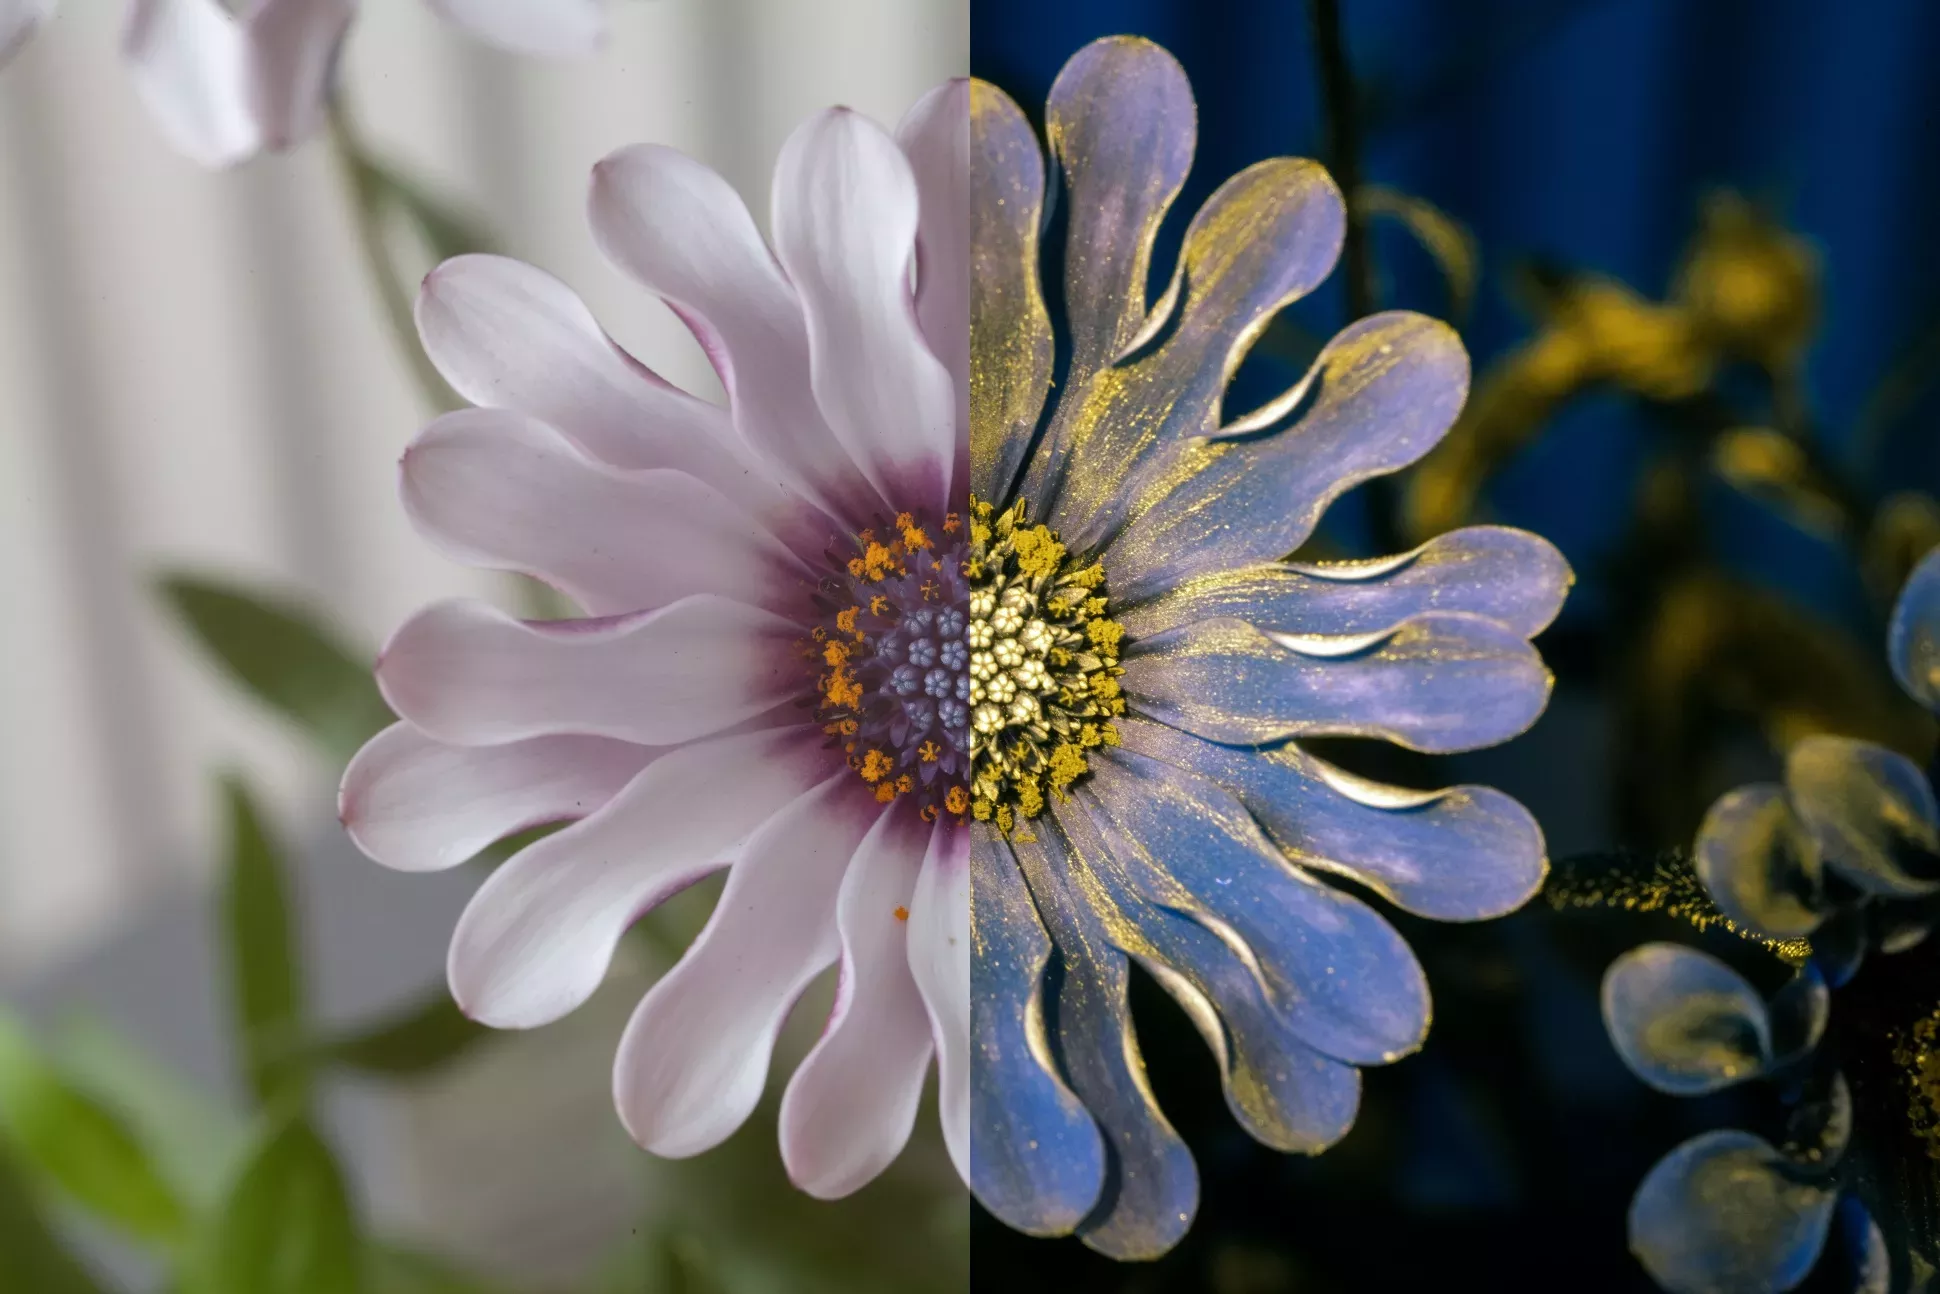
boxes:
[966,497,1125,830]
[808,511,971,820]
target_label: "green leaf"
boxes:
[318,991,490,1078]
[369,1247,511,1294]
[158,575,392,764]
[219,776,310,1113]
[51,1015,249,1213]
[0,1144,107,1294]
[196,1117,360,1294]
[0,1012,188,1246]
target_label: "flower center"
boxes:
[807,511,971,821]
[966,497,1126,832]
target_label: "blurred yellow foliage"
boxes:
[1402,192,1822,543]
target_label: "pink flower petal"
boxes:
[779,803,935,1198]
[896,80,970,477]
[123,0,259,168]
[587,144,885,528]
[772,108,955,515]
[907,819,969,1182]
[239,0,352,152]
[449,726,834,1028]
[340,722,654,873]
[414,256,745,479]
[613,776,882,1157]
[0,0,53,69]
[376,595,800,747]
[425,0,604,56]
[400,408,810,618]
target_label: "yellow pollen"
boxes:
[967,496,1126,826]
[859,748,894,782]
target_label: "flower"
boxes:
[1693,546,1940,983]
[1603,946,1885,1294]
[1601,546,1940,1294]
[340,80,972,1199]
[122,0,606,167]
[967,37,1568,1258]
[0,0,51,70]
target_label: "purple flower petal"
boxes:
[1102,312,1467,603]
[1051,787,1363,1153]
[1010,821,1199,1261]
[968,80,1054,503]
[1084,749,1430,1067]
[1116,717,1546,922]
[1629,1130,1836,1294]
[1888,545,1940,712]
[1118,525,1570,642]
[1785,734,1940,898]
[1122,613,1550,753]
[968,830,1105,1238]
[1601,944,1770,1096]
[1694,784,1827,940]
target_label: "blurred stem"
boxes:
[324,103,459,416]
[1311,0,1403,554]
[1311,0,1374,320]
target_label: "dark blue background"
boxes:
[971,0,1940,624]
[968,4,1940,1289]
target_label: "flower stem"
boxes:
[1310,0,1374,321]
[324,103,459,416]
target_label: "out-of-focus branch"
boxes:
[324,104,461,417]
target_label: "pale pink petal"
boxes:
[587,144,885,528]
[896,80,970,460]
[414,257,759,487]
[448,726,833,1027]
[239,0,351,152]
[376,595,799,747]
[0,0,53,69]
[340,722,654,873]
[906,819,969,1182]
[123,0,259,168]
[778,804,934,1198]
[772,108,955,514]
[613,776,880,1157]
[425,0,604,56]
[400,408,809,618]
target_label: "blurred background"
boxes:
[973,0,1940,1290]
[0,2,967,1290]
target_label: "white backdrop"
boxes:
[0,0,969,980]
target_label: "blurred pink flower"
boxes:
[0,0,49,68]
[122,0,607,167]
[340,83,971,1199]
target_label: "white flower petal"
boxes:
[340,722,654,872]
[123,0,260,168]
[414,257,754,482]
[424,0,604,57]
[587,144,885,527]
[400,407,808,617]
[0,0,53,69]
[449,726,832,1028]
[239,0,352,152]
[779,804,934,1198]
[376,595,799,747]
[907,819,969,1183]
[897,80,970,459]
[773,108,955,515]
[613,776,881,1157]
